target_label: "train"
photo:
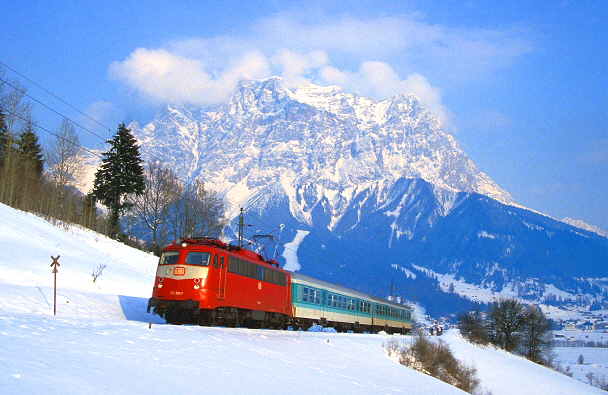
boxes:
[147,237,412,334]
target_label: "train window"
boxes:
[228,257,238,273]
[247,263,257,278]
[273,271,286,287]
[238,260,248,276]
[185,252,210,266]
[159,251,179,265]
[347,298,354,311]
[213,254,218,268]
[302,287,309,302]
[257,266,264,280]
[237,260,245,275]
[264,268,273,283]
[313,289,320,304]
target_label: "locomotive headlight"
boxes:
[157,283,163,288]
[193,284,200,290]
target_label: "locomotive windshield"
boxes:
[185,251,211,266]
[159,251,179,265]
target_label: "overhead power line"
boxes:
[0,75,109,144]
[0,61,112,135]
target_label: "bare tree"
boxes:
[45,119,86,194]
[131,161,182,252]
[488,297,525,352]
[175,179,226,239]
[457,310,488,345]
[518,304,553,365]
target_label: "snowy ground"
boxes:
[555,346,608,385]
[1,203,606,394]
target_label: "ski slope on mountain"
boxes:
[0,203,604,394]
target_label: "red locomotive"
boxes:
[147,237,292,328]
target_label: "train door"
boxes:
[217,255,227,300]
[321,290,327,318]
[371,302,376,330]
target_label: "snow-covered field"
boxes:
[1,203,606,394]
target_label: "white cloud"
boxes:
[109,47,269,105]
[272,49,329,88]
[319,61,452,127]
[108,11,532,126]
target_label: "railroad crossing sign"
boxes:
[50,255,60,315]
[50,255,60,273]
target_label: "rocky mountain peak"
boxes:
[131,77,512,213]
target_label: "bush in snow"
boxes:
[385,330,481,394]
[457,311,488,345]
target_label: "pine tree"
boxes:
[17,126,45,178]
[93,123,145,238]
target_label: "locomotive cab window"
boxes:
[159,251,179,265]
[185,251,210,266]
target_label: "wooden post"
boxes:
[50,255,60,315]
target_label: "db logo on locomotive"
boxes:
[173,267,186,276]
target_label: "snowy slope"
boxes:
[0,203,605,394]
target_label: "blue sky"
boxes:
[1,1,607,230]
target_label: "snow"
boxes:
[554,346,608,384]
[281,229,309,271]
[1,203,606,394]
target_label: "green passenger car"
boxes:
[289,272,412,334]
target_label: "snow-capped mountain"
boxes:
[562,217,608,238]
[131,78,511,216]
[129,78,608,316]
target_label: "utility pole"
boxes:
[50,255,60,315]
[238,208,244,248]
[237,208,252,248]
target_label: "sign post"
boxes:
[50,255,60,315]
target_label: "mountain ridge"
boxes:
[130,78,512,206]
